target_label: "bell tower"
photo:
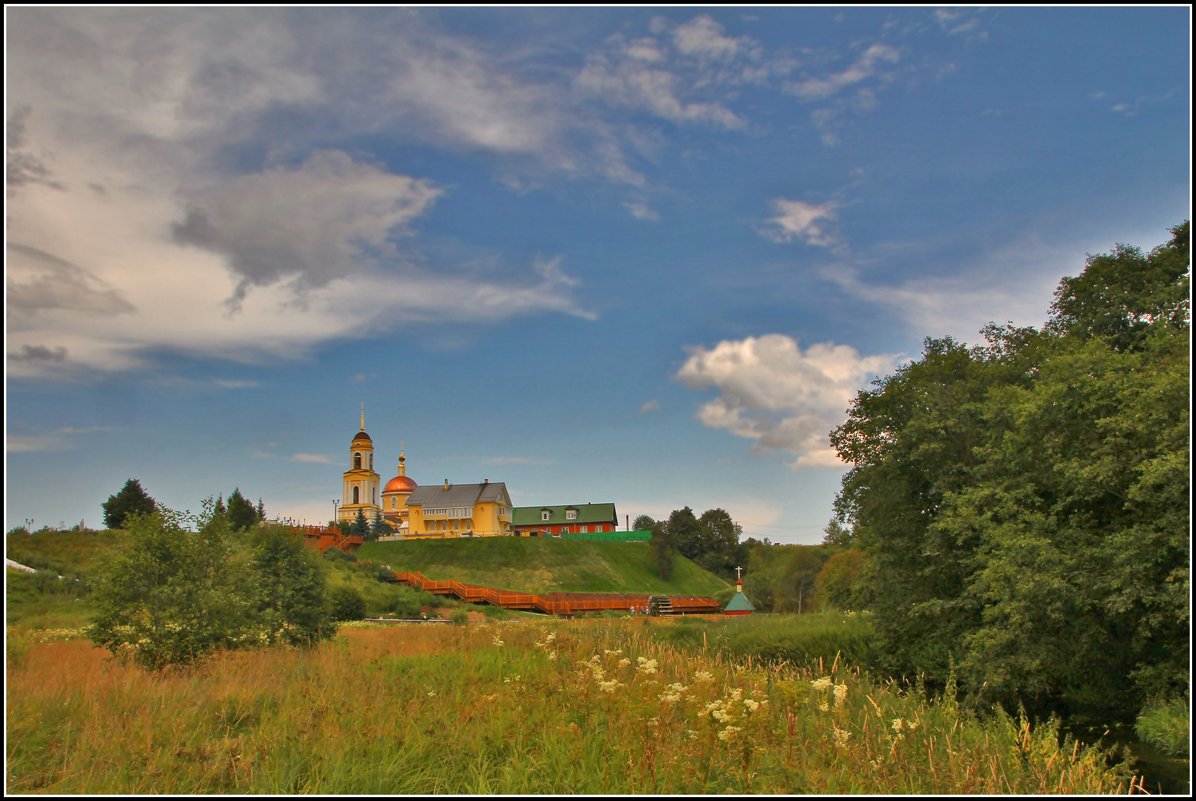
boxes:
[339,403,381,526]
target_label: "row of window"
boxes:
[541,509,580,521]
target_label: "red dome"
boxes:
[383,475,416,494]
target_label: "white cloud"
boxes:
[787,43,899,102]
[823,232,1092,342]
[760,198,840,247]
[639,399,662,414]
[575,15,774,131]
[676,335,904,469]
[5,10,594,379]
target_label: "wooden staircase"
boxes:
[392,570,720,616]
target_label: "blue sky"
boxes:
[5,7,1190,542]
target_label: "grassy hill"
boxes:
[357,538,730,597]
[7,529,731,630]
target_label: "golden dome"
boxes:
[383,475,416,494]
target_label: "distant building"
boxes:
[338,406,381,526]
[511,503,618,537]
[406,480,513,537]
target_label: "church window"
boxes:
[353,486,360,504]
[354,452,362,469]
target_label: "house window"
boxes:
[542,510,551,521]
[566,509,577,521]
[581,525,589,533]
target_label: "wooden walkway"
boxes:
[392,570,721,616]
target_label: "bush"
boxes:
[1135,697,1190,758]
[250,526,334,646]
[328,585,367,621]
[88,508,256,670]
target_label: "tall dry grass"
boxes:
[7,619,1138,794]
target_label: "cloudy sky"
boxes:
[5,7,1190,542]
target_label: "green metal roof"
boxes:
[723,591,756,613]
[511,503,618,527]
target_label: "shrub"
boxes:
[1135,697,1190,758]
[328,585,368,621]
[250,526,334,646]
[88,507,256,670]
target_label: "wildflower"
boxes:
[598,679,621,693]
[833,727,851,748]
[618,658,631,668]
[492,634,505,647]
[810,676,832,692]
[743,699,760,714]
[547,651,558,661]
[694,671,715,683]
[636,657,658,675]
[427,690,436,697]
[717,725,742,742]
[819,701,830,712]
[891,718,904,733]
[833,683,848,708]
[604,648,622,656]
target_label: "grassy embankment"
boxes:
[357,537,731,598]
[6,618,1139,794]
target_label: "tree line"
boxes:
[828,222,1189,724]
[102,479,266,533]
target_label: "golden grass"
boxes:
[7,620,1137,795]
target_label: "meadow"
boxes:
[6,617,1138,794]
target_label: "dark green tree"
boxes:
[101,479,157,530]
[352,509,369,537]
[1047,221,1189,350]
[328,585,367,622]
[696,508,742,578]
[648,521,677,580]
[226,488,258,532]
[250,526,333,646]
[256,499,266,522]
[667,507,702,561]
[369,512,389,541]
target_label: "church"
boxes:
[337,408,513,537]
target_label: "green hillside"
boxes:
[357,538,730,597]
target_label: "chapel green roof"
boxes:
[724,591,756,613]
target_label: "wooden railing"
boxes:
[392,570,721,616]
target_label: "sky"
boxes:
[5,6,1191,543]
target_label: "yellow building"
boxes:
[333,408,511,537]
[380,450,416,532]
[338,406,381,525]
[406,479,513,538]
